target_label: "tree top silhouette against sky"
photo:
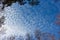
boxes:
[0,0,40,10]
[0,0,40,35]
[0,0,60,40]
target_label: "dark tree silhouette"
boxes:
[1,0,40,10]
[28,0,40,6]
[0,16,5,27]
[34,29,41,40]
[25,33,32,40]
[0,16,6,35]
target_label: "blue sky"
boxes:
[3,0,60,39]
